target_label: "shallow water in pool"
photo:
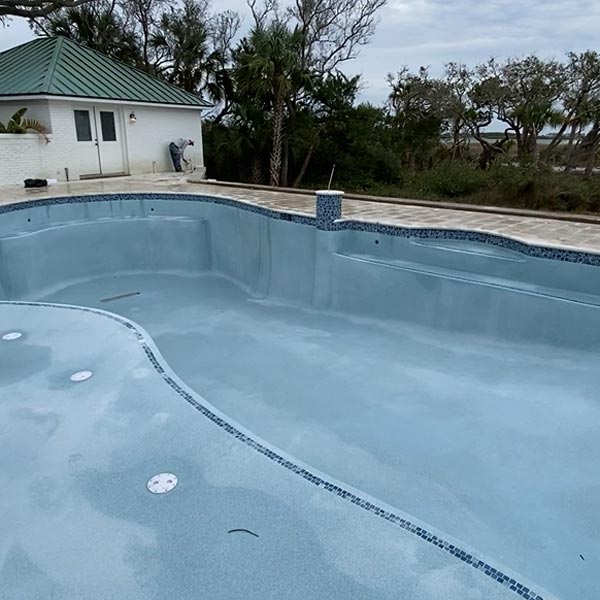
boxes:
[40,271,600,600]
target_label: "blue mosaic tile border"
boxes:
[336,219,600,265]
[1,191,599,267]
[0,193,317,227]
[0,299,548,600]
[316,192,343,230]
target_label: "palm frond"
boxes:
[0,109,50,142]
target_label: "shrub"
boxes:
[420,163,489,198]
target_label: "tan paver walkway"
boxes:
[2,174,600,253]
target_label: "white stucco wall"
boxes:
[0,97,205,185]
[0,99,84,184]
[123,104,204,174]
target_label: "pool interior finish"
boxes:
[0,302,520,600]
[1,195,599,600]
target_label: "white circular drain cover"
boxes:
[2,332,22,341]
[70,370,93,382]
[147,473,178,494]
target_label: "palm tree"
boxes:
[513,102,564,162]
[151,0,219,95]
[235,22,312,186]
[32,2,141,65]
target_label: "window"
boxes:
[74,110,92,141]
[100,111,116,142]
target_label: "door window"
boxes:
[74,110,92,141]
[100,111,117,142]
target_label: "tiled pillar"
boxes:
[316,190,344,230]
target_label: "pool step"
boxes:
[409,238,527,262]
[335,252,600,308]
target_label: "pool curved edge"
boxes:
[1,191,600,264]
[0,299,557,600]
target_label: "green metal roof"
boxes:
[0,36,210,107]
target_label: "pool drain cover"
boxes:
[70,370,93,382]
[2,332,22,341]
[147,473,178,494]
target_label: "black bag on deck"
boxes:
[23,178,48,188]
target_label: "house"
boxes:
[0,37,210,185]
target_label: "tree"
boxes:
[32,0,239,108]
[31,1,141,65]
[442,64,514,169]
[275,0,389,184]
[580,120,600,178]
[235,22,312,186]
[290,72,360,186]
[542,51,600,169]
[443,62,472,160]
[205,100,271,183]
[151,0,240,104]
[288,0,388,76]
[118,0,168,72]
[473,56,566,163]
[387,67,448,168]
[238,0,387,186]
[1,0,93,20]
[151,0,215,93]
[307,102,400,188]
[206,9,242,120]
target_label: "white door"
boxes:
[73,108,101,177]
[73,106,126,178]
[97,109,125,174]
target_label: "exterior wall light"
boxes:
[129,112,137,123]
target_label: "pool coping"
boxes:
[0,299,554,600]
[192,178,600,225]
[2,191,600,267]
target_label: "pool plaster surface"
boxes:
[0,302,526,600]
[38,271,599,600]
[1,176,598,599]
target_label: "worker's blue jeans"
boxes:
[169,142,182,172]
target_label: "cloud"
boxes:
[346,0,600,101]
[2,0,600,104]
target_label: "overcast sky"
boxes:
[2,0,600,103]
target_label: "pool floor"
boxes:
[0,302,521,600]
[33,271,600,600]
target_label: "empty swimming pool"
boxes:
[1,193,598,600]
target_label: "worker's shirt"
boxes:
[175,138,189,154]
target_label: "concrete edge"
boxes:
[190,178,600,225]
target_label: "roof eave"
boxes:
[0,92,211,109]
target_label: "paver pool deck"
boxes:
[1,173,600,253]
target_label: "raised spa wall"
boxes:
[1,192,600,350]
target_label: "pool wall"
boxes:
[1,193,600,349]
[2,192,597,600]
